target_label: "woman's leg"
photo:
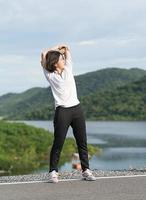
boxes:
[49,107,71,172]
[70,104,89,171]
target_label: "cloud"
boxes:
[0,0,146,95]
[78,40,97,46]
[0,53,47,96]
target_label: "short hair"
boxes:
[45,50,62,73]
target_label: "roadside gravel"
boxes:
[0,168,146,183]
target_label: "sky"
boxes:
[0,0,146,96]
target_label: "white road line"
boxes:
[0,180,48,185]
[0,174,146,185]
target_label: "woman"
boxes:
[40,44,96,183]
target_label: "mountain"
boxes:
[81,75,146,120]
[0,87,54,119]
[0,67,146,120]
[75,67,146,96]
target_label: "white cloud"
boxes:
[77,40,97,46]
[0,53,48,96]
[0,0,146,95]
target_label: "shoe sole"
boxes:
[82,177,97,181]
[49,179,59,183]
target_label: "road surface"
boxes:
[0,175,146,200]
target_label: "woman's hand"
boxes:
[58,44,70,51]
[58,44,70,60]
[40,44,70,67]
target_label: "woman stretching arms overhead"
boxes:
[40,44,96,183]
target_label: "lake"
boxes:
[13,120,146,172]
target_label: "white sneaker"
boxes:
[49,170,59,183]
[82,169,96,181]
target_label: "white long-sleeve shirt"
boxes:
[43,51,80,109]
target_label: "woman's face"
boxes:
[55,54,65,70]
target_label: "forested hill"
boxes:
[81,75,146,120]
[75,67,146,96]
[0,67,146,120]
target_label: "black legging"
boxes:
[49,103,89,172]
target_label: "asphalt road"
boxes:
[0,176,146,200]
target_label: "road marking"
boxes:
[0,174,146,185]
[0,179,78,185]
